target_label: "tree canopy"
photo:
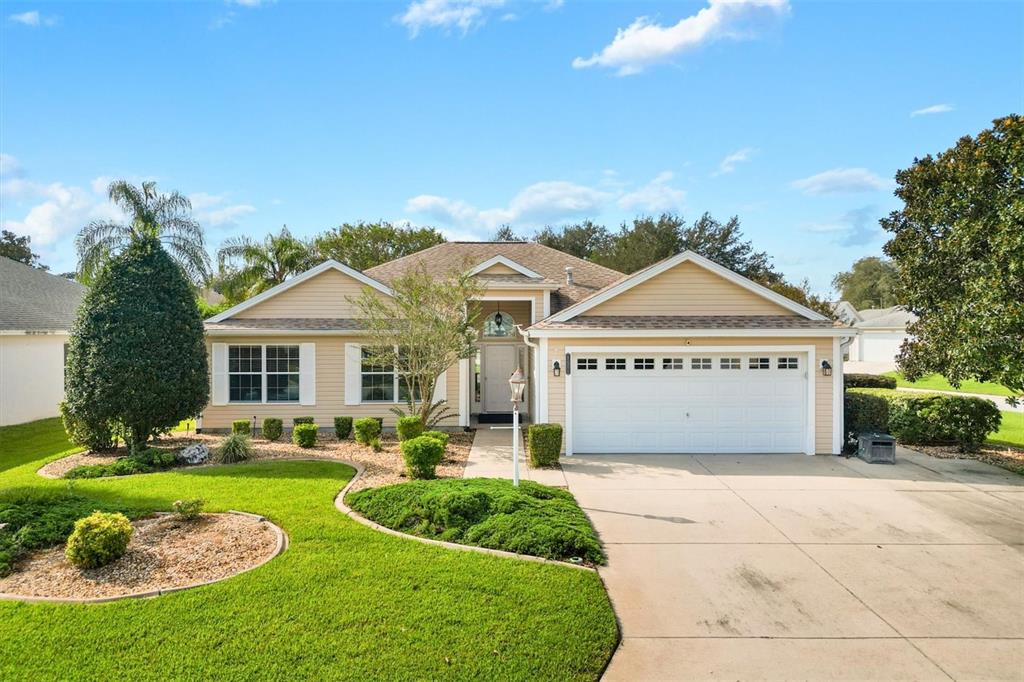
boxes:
[216,226,316,303]
[535,220,611,260]
[882,114,1023,395]
[315,221,445,271]
[832,256,899,309]
[65,237,209,452]
[1,230,47,269]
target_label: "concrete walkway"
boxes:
[897,386,1023,413]
[463,427,567,487]
[560,448,1024,681]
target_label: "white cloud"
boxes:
[911,103,953,117]
[227,0,273,6]
[804,206,880,247]
[712,147,756,176]
[397,0,506,37]
[543,0,564,10]
[618,171,686,212]
[188,192,256,228]
[791,167,888,195]
[0,153,22,178]
[8,10,57,27]
[2,179,125,247]
[573,0,789,76]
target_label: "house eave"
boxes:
[525,327,858,338]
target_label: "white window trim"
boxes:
[227,344,302,404]
[357,346,440,405]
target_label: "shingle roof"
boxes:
[855,306,916,328]
[363,242,623,313]
[0,258,86,332]
[530,315,846,331]
[205,318,365,332]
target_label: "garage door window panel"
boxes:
[633,358,654,370]
[662,358,684,370]
[720,357,741,370]
[577,358,597,371]
[605,358,626,370]
[749,357,770,370]
[691,358,712,370]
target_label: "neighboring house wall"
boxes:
[233,269,381,319]
[851,331,908,364]
[581,261,795,317]
[544,335,838,454]
[0,334,67,426]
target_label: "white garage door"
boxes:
[571,352,809,454]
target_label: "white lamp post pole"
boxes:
[508,367,526,488]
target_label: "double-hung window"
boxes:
[229,346,263,402]
[267,346,300,401]
[229,345,301,403]
[360,347,421,402]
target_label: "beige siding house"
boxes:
[203,243,854,455]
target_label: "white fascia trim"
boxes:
[478,281,561,290]
[832,336,843,455]
[542,291,551,320]
[207,260,393,323]
[468,255,544,280]
[0,329,69,336]
[530,328,851,338]
[549,250,828,323]
[537,337,549,422]
[205,329,365,336]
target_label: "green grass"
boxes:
[990,410,1024,448]
[883,371,1015,397]
[348,478,606,565]
[0,420,617,681]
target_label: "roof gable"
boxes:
[468,255,543,279]
[549,251,828,322]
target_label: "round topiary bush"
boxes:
[65,511,134,569]
[353,417,382,445]
[333,416,353,440]
[262,418,283,442]
[401,435,445,479]
[293,423,318,448]
[421,430,450,450]
[396,415,424,441]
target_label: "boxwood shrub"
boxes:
[292,423,318,448]
[64,511,134,569]
[231,419,251,435]
[422,430,450,450]
[527,423,563,468]
[353,417,382,445]
[262,417,283,442]
[293,416,315,426]
[844,373,897,390]
[334,416,353,440]
[401,435,445,479]
[396,416,424,441]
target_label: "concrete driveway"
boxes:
[562,449,1024,681]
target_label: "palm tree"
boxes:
[76,180,210,285]
[215,226,315,302]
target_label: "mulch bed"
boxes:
[39,431,475,492]
[910,443,1024,476]
[0,513,279,601]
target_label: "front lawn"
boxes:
[990,410,1024,448]
[347,478,606,565]
[883,371,1014,397]
[0,420,617,680]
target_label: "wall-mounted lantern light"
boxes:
[552,360,561,377]
[821,360,833,377]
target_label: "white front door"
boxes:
[483,344,517,412]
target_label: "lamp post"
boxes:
[508,367,526,487]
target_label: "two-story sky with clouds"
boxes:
[2,0,1020,293]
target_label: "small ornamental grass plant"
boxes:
[262,418,283,442]
[293,423,318,448]
[65,511,134,569]
[216,434,253,464]
[353,417,382,445]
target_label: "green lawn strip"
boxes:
[989,410,1024,448]
[347,478,606,565]
[0,421,617,681]
[0,418,82,474]
[883,371,1014,397]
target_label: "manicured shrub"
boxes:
[422,430,450,450]
[172,498,205,521]
[231,419,251,436]
[334,416,353,440]
[396,416,425,441]
[262,418,283,442]
[401,435,445,479]
[844,391,891,446]
[293,423,318,448]
[354,417,382,445]
[65,448,178,479]
[293,416,315,426]
[60,401,116,452]
[216,434,252,463]
[369,437,382,452]
[65,511,134,569]
[527,423,562,468]
[844,373,897,390]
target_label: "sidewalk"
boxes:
[463,426,567,487]
[897,386,1022,413]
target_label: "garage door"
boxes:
[571,352,808,454]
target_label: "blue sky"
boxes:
[1,0,1020,294]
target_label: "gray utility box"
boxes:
[857,433,896,464]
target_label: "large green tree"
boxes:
[0,230,47,269]
[534,220,611,259]
[592,214,686,274]
[216,226,315,303]
[315,221,445,270]
[76,180,210,285]
[832,256,899,309]
[882,114,1023,395]
[65,237,209,453]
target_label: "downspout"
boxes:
[516,325,540,421]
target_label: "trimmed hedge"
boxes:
[527,423,562,468]
[65,448,178,479]
[401,435,444,479]
[354,417,382,445]
[293,416,315,426]
[293,423,318,448]
[847,388,1001,452]
[844,391,890,446]
[64,511,133,569]
[422,430,450,450]
[844,373,897,389]
[334,416,353,440]
[396,416,425,441]
[232,419,251,435]
[262,418,283,442]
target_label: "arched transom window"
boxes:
[483,310,515,337]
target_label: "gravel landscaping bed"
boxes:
[0,512,280,601]
[910,443,1024,475]
[39,431,474,490]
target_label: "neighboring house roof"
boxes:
[855,306,916,329]
[205,318,364,334]
[363,242,622,312]
[531,315,843,331]
[0,257,85,332]
[832,300,862,324]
